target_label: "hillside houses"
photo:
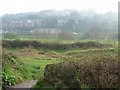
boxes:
[2,18,66,34]
[31,28,61,34]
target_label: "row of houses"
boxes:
[3,19,66,28]
[31,28,62,34]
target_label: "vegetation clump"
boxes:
[2,51,19,88]
[44,51,118,88]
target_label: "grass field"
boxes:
[20,57,62,78]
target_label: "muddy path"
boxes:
[7,80,38,90]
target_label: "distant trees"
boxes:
[41,18,58,28]
[32,30,49,38]
[2,10,117,37]
[62,20,77,32]
[80,29,105,40]
[57,32,75,40]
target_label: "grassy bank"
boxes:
[2,47,63,88]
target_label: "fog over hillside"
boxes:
[1,9,118,40]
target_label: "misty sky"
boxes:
[0,0,119,16]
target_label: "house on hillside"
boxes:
[31,28,61,34]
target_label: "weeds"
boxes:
[2,72,16,87]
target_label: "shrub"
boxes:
[2,40,110,50]
[44,51,118,88]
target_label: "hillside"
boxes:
[1,10,117,41]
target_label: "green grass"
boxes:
[16,51,64,89]
[20,56,62,78]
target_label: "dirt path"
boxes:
[8,80,38,89]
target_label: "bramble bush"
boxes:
[44,51,118,88]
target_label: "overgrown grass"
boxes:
[2,40,118,89]
[20,57,62,78]
[2,51,27,88]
